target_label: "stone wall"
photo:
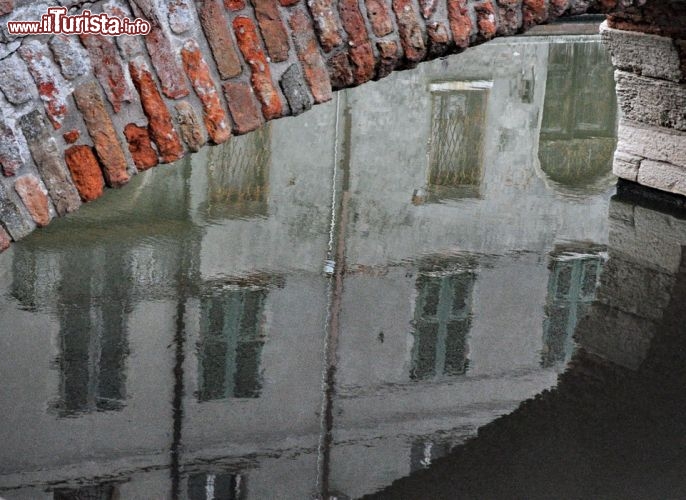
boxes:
[601,1,686,196]
[0,0,661,252]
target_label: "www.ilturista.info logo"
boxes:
[7,6,151,36]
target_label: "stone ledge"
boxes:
[600,21,684,83]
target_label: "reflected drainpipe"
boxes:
[317,90,353,499]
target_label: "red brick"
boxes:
[0,226,10,252]
[448,0,473,48]
[328,52,354,90]
[18,43,69,130]
[549,0,569,18]
[143,26,190,99]
[339,0,375,84]
[522,0,548,29]
[365,0,393,37]
[376,40,398,79]
[223,81,264,134]
[496,0,522,35]
[198,0,243,79]
[64,145,105,202]
[253,0,291,63]
[0,0,13,16]
[0,123,23,177]
[233,17,284,120]
[476,0,497,40]
[63,129,80,144]
[124,124,158,171]
[79,35,133,113]
[419,0,437,19]
[225,0,245,10]
[181,40,231,145]
[392,0,427,63]
[289,9,333,104]
[427,22,451,56]
[175,102,207,152]
[73,81,131,187]
[279,0,298,5]
[129,60,185,163]
[308,0,344,52]
[14,174,51,227]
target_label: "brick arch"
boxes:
[0,0,680,252]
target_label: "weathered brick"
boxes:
[130,0,190,98]
[144,31,189,98]
[392,0,427,63]
[49,35,90,81]
[289,9,333,104]
[175,102,207,152]
[0,54,34,105]
[225,0,245,9]
[198,0,243,79]
[181,40,231,144]
[280,64,312,116]
[279,0,298,5]
[233,17,284,120]
[104,1,145,58]
[496,0,522,35]
[14,174,51,227]
[523,0,548,29]
[328,52,354,89]
[0,181,35,240]
[308,0,344,52]
[550,0,569,18]
[223,81,264,134]
[19,110,81,216]
[427,22,451,56]
[448,0,473,48]
[0,122,24,177]
[62,129,80,144]
[72,81,131,187]
[476,0,497,40]
[123,124,158,171]
[18,42,70,130]
[129,60,185,163]
[64,145,105,202]
[365,0,394,37]
[339,0,375,84]
[79,34,133,113]
[168,0,194,34]
[0,0,13,16]
[0,225,10,252]
[253,0,291,63]
[376,40,398,79]
[419,0,437,19]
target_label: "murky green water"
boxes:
[1,35,684,499]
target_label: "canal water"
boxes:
[1,35,684,499]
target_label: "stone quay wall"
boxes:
[0,0,669,252]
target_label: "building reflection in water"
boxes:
[541,244,605,368]
[410,257,476,380]
[539,42,617,194]
[0,36,635,499]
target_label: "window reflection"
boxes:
[539,42,617,191]
[187,472,247,500]
[542,246,605,367]
[411,260,476,380]
[197,287,268,401]
[203,125,271,220]
[425,82,491,201]
[53,482,118,500]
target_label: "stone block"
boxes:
[615,70,686,131]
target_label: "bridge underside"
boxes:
[0,0,684,250]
